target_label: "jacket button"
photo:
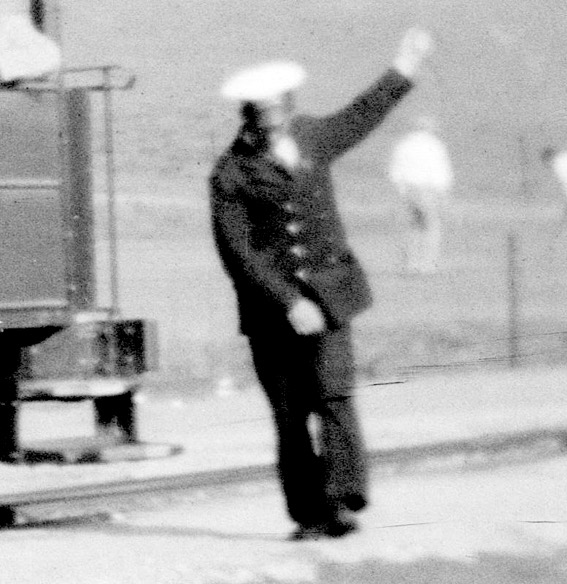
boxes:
[294,269,308,281]
[283,202,295,212]
[286,222,301,235]
[290,245,307,258]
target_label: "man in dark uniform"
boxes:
[210,28,434,540]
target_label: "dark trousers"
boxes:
[248,322,367,526]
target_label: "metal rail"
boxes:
[5,65,136,92]
[0,179,59,190]
[0,425,565,527]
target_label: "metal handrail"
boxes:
[0,65,136,92]
[0,179,59,189]
[102,66,120,319]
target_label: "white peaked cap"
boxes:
[221,61,306,102]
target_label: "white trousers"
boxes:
[397,184,449,274]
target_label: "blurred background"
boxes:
[57,0,567,394]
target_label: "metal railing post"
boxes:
[507,230,520,367]
[102,66,120,318]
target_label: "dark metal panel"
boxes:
[0,92,60,180]
[19,319,159,380]
[0,82,69,321]
[0,85,97,322]
[0,188,67,307]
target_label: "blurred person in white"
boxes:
[0,0,60,84]
[388,115,453,274]
[541,147,567,225]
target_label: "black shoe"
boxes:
[289,514,359,541]
[288,523,327,541]
[324,515,359,538]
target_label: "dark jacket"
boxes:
[210,68,413,335]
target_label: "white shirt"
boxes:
[389,130,453,191]
[271,134,301,170]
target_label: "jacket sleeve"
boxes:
[211,171,302,310]
[316,68,413,160]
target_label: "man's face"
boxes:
[255,92,294,133]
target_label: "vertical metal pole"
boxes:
[67,89,95,308]
[54,41,74,309]
[0,506,16,528]
[210,129,216,160]
[518,135,530,204]
[30,0,46,29]
[103,66,120,318]
[507,230,520,367]
[0,341,24,463]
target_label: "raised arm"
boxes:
[317,28,434,159]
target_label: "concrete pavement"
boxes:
[3,455,567,583]
[1,365,567,498]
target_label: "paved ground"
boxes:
[3,455,567,583]
[3,366,567,497]
[0,367,567,582]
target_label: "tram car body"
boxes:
[0,0,157,461]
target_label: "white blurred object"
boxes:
[550,150,567,190]
[0,6,61,82]
[221,61,306,102]
[546,149,567,225]
[272,134,301,170]
[388,121,453,274]
[216,375,237,397]
[393,27,435,78]
[389,127,454,192]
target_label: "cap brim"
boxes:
[221,61,306,101]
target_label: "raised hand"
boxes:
[393,27,435,78]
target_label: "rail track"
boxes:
[1,426,566,529]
